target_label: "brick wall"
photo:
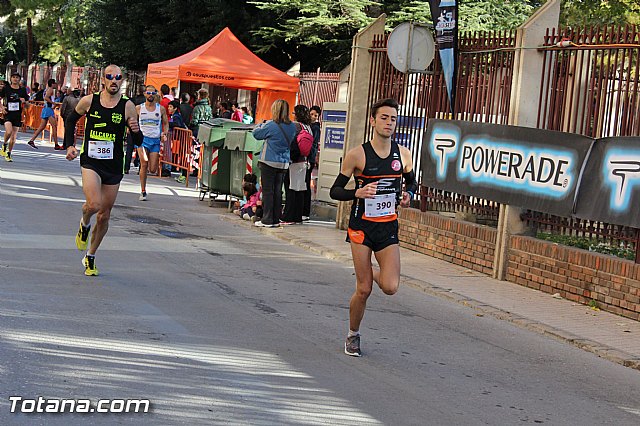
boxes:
[508,236,640,321]
[398,209,496,275]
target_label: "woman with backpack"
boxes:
[252,99,297,228]
[281,104,313,225]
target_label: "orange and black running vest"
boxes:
[350,141,403,224]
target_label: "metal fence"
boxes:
[298,71,340,108]
[367,30,516,222]
[527,25,640,261]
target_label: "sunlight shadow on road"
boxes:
[0,330,382,425]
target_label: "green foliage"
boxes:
[90,0,262,70]
[459,0,535,32]
[0,0,100,66]
[561,0,640,27]
[386,1,434,27]
[250,0,379,71]
[537,232,636,261]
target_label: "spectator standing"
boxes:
[241,106,253,124]
[179,93,193,127]
[30,82,39,100]
[160,84,172,113]
[281,104,312,225]
[55,87,67,103]
[170,87,177,100]
[132,86,146,106]
[167,100,185,131]
[33,84,45,102]
[220,102,232,119]
[190,88,212,138]
[303,105,322,220]
[251,99,296,228]
[231,102,243,122]
[60,88,81,121]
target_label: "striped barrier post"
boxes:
[211,148,219,175]
[246,152,253,175]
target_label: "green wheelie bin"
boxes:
[197,119,248,203]
[224,128,264,198]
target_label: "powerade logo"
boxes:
[428,126,576,198]
[458,139,573,197]
[427,126,460,180]
[603,149,640,211]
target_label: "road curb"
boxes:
[220,213,640,371]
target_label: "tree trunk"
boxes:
[27,17,33,65]
[54,18,72,85]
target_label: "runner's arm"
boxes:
[330,147,376,200]
[63,95,92,149]
[160,106,169,139]
[399,146,417,207]
[126,100,143,146]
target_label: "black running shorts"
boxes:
[3,112,22,128]
[81,164,124,186]
[346,220,399,252]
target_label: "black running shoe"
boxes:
[27,140,38,149]
[345,335,361,357]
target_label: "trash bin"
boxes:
[225,129,263,197]
[197,119,248,201]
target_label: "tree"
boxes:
[561,0,640,27]
[458,0,535,32]
[250,0,379,71]
[0,0,99,68]
[91,0,264,71]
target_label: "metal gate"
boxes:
[366,30,517,222]
[526,25,640,261]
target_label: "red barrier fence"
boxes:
[159,128,196,186]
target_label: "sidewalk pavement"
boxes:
[222,213,640,371]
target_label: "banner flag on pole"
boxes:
[429,0,458,113]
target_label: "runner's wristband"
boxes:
[63,109,83,149]
[130,129,144,147]
[330,173,356,201]
[403,170,418,196]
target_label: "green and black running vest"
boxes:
[80,93,129,175]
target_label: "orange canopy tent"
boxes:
[145,27,298,123]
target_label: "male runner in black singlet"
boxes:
[64,65,144,276]
[0,73,30,162]
[330,98,418,356]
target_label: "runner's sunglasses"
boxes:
[105,74,123,81]
[145,91,157,95]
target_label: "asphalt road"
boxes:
[1,141,639,425]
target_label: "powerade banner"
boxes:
[421,120,593,217]
[574,137,640,228]
[429,0,458,111]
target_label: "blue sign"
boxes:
[324,127,345,150]
[323,110,347,123]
